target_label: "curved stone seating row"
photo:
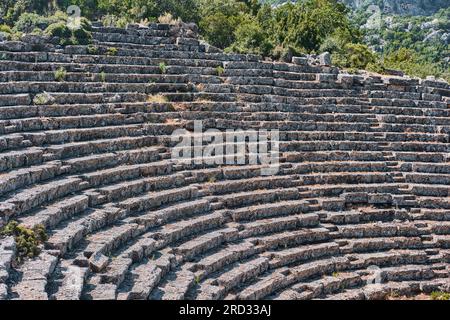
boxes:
[0,23,449,300]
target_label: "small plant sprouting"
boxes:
[430,291,450,301]
[159,62,168,74]
[106,47,118,56]
[332,272,340,278]
[87,45,99,55]
[33,92,54,105]
[216,66,225,76]
[54,67,67,82]
[207,176,217,184]
[0,221,48,263]
[194,275,201,285]
[99,71,106,82]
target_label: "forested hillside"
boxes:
[0,0,448,81]
[264,0,449,16]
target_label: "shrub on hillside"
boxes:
[227,15,273,56]
[13,11,65,33]
[382,48,444,80]
[44,16,92,46]
[44,22,71,38]
[0,24,13,34]
[72,27,92,45]
[101,14,131,28]
[332,43,378,70]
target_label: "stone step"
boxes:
[18,194,89,230]
[130,199,212,230]
[249,227,331,251]
[238,214,320,239]
[230,199,316,222]
[10,252,58,300]
[197,257,269,299]
[118,185,199,214]
[267,242,340,268]
[0,176,84,222]
[44,135,157,160]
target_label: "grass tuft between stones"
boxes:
[54,67,67,82]
[431,291,450,300]
[0,221,48,263]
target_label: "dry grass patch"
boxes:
[165,118,182,125]
[173,103,190,111]
[158,13,182,25]
[147,94,169,103]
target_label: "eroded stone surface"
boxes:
[0,22,449,300]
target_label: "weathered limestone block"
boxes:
[254,228,330,250]
[84,223,139,258]
[240,213,319,238]
[0,41,32,52]
[343,237,423,253]
[269,243,340,268]
[195,242,256,275]
[174,230,229,260]
[0,237,16,279]
[363,284,391,300]
[89,252,110,273]
[53,265,88,300]
[0,283,8,300]
[318,52,331,66]
[99,257,133,285]
[238,270,288,300]
[86,283,117,300]
[118,263,162,300]
[232,200,312,221]
[124,237,156,263]
[287,257,351,283]
[324,289,365,300]
[337,222,420,238]
[160,270,195,300]
[12,252,57,300]
[381,265,435,282]
[0,22,449,301]
[216,257,269,292]
[20,194,89,229]
[120,186,198,214]
[349,250,428,269]
[292,56,308,65]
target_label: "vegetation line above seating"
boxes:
[0,0,448,81]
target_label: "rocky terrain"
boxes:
[0,22,449,300]
[342,0,449,16]
[266,0,449,16]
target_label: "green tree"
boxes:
[383,48,444,79]
[227,14,273,56]
[197,0,249,49]
[96,0,200,23]
[273,0,352,53]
